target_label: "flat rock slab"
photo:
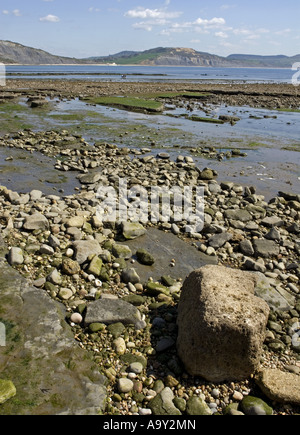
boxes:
[120,228,218,283]
[254,272,295,312]
[253,239,280,258]
[84,298,146,330]
[0,237,107,415]
[255,369,300,405]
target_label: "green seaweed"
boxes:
[84,96,164,113]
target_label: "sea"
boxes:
[5,64,297,84]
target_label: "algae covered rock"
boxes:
[121,222,146,240]
[241,396,273,415]
[148,387,181,415]
[186,396,212,415]
[136,248,155,265]
[0,380,16,405]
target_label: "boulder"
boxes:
[66,216,85,228]
[177,265,270,382]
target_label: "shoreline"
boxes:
[3,63,294,70]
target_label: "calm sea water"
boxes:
[5,65,295,84]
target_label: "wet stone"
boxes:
[253,239,280,258]
[7,247,24,265]
[84,298,146,330]
[23,213,49,231]
[136,248,155,265]
[240,396,273,416]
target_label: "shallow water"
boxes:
[0,96,299,199]
[0,147,81,195]
[6,65,295,84]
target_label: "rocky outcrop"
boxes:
[0,237,107,415]
[177,265,270,382]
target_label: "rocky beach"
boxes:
[0,79,299,416]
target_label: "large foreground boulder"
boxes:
[177,265,270,383]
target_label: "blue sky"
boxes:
[1,0,300,58]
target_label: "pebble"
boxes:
[139,408,152,416]
[58,288,73,300]
[70,313,83,324]
[232,391,244,401]
[128,362,144,374]
[113,337,127,355]
[118,378,134,393]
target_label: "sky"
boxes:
[1,0,300,58]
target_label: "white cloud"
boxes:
[2,9,22,16]
[12,9,21,17]
[88,7,101,13]
[162,17,226,35]
[133,22,154,32]
[125,7,182,20]
[215,31,228,39]
[275,28,291,36]
[39,14,60,22]
[195,17,226,27]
